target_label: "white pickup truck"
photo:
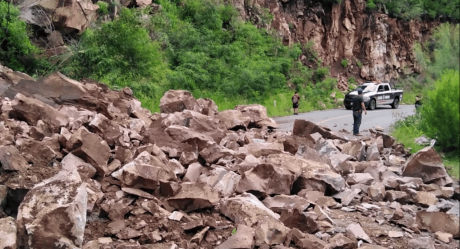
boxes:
[343,82,403,110]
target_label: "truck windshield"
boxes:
[356,84,378,92]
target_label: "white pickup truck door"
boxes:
[376,85,393,104]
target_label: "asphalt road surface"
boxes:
[274,104,416,135]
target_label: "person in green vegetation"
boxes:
[292,91,300,115]
[415,94,422,109]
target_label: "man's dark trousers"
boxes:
[353,111,362,135]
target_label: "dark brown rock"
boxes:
[0,145,29,171]
[11,93,68,133]
[17,169,87,248]
[416,211,459,237]
[112,151,176,190]
[402,147,449,184]
[280,208,319,234]
[159,90,201,114]
[237,163,296,196]
[167,182,219,212]
[67,126,110,176]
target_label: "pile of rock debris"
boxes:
[0,64,458,249]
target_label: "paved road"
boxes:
[273,105,416,135]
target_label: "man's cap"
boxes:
[357,89,363,94]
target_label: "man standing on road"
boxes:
[292,91,300,115]
[352,88,367,136]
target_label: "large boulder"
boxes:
[159,90,201,113]
[61,153,97,179]
[167,182,219,212]
[0,145,30,171]
[366,143,380,161]
[11,93,69,133]
[402,147,449,184]
[293,159,345,194]
[416,211,460,237]
[341,141,366,161]
[199,143,235,164]
[66,127,110,176]
[197,98,218,116]
[237,164,296,196]
[15,138,61,168]
[234,104,278,128]
[198,167,241,196]
[142,118,195,155]
[165,125,215,151]
[17,168,87,248]
[280,208,319,234]
[217,110,251,130]
[293,120,345,142]
[0,217,17,249]
[220,193,290,246]
[112,151,176,190]
[20,0,99,32]
[161,110,226,143]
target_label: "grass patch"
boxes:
[391,124,425,152]
[443,153,460,180]
[392,116,459,180]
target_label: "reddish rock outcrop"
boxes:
[232,0,437,81]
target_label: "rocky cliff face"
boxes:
[229,0,438,85]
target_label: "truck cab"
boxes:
[343,82,404,110]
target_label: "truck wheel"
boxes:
[369,99,376,110]
[345,106,352,110]
[392,98,400,109]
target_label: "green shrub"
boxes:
[341,59,348,68]
[421,70,459,150]
[356,60,363,68]
[348,76,356,86]
[366,0,459,20]
[0,2,49,75]
[57,8,168,110]
[367,0,376,9]
[303,40,318,62]
[97,1,109,15]
[315,67,329,82]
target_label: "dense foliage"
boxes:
[396,24,459,98]
[0,2,48,75]
[54,0,338,113]
[367,0,460,20]
[393,24,459,175]
[60,8,169,110]
[420,70,459,150]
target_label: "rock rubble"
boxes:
[0,64,459,248]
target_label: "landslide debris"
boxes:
[0,64,458,248]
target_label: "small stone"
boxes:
[434,231,453,243]
[168,211,184,221]
[346,223,372,243]
[190,226,210,244]
[388,231,404,238]
[97,237,113,244]
[440,187,454,199]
